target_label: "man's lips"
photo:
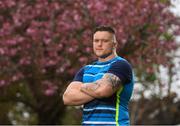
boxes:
[96,49,103,50]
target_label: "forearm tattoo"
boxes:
[84,82,100,91]
[92,82,100,90]
[103,73,121,90]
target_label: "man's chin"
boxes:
[95,53,103,57]
[95,52,113,59]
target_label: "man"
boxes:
[63,26,134,125]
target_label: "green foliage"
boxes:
[0,103,11,124]
[8,102,38,125]
[61,106,81,125]
[162,32,174,41]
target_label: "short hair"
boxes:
[93,25,116,35]
[93,25,117,43]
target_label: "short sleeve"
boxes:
[107,60,132,84]
[73,67,84,82]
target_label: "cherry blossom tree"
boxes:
[0,0,179,124]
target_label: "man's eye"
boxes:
[94,40,99,42]
[103,40,109,43]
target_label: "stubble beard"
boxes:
[99,51,113,59]
[95,49,114,59]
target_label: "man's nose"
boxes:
[97,41,103,46]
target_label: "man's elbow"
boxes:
[62,93,81,106]
[63,92,75,105]
[62,93,70,105]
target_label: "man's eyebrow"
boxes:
[93,38,111,40]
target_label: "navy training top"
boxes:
[73,56,134,125]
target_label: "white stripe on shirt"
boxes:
[83,107,116,111]
[83,121,116,124]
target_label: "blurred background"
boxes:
[0,0,180,125]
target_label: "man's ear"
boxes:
[113,42,117,48]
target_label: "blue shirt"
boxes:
[73,56,134,126]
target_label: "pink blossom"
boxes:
[0,48,5,55]
[47,60,56,66]
[6,40,17,45]
[67,47,75,53]
[0,0,179,105]
[85,47,91,53]
[0,80,5,87]
[8,49,17,56]
[43,81,58,96]
[19,57,31,65]
[26,28,36,35]
[44,89,55,96]
[12,75,18,81]
[79,57,87,63]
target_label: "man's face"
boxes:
[93,31,115,58]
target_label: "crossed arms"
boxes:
[63,73,122,106]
